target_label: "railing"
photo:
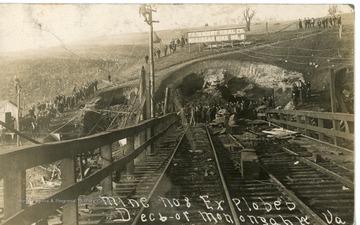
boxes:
[265,109,354,147]
[0,113,179,225]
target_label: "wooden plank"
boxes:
[268,118,353,141]
[329,68,337,114]
[101,145,113,195]
[0,120,40,144]
[318,118,325,141]
[135,131,146,165]
[2,119,177,225]
[266,110,354,122]
[305,116,311,136]
[61,157,78,225]
[3,166,26,220]
[0,114,177,180]
[125,136,135,176]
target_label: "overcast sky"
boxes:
[0,3,353,53]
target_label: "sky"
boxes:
[0,3,354,53]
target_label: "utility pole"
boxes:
[140,4,159,156]
[15,78,21,147]
[140,4,159,118]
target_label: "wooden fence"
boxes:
[265,109,354,147]
[0,113,179,225]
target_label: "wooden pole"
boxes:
[273,87,276,108]
[149,9,155,119]
[163,87,170,115]
[136,66,147,164]
[330,69,337,113]
[140,66,147,121]
[266,22,269,35]
[339,24,342,38]
[3,166,26,220]
[318,118,325,141]
[16,86,20,146]
[329,68,338,145]
[101,145,113,195]
[124,136,134,178]
[144,6,159,155]
[61,157,78,225]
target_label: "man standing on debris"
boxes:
[306,81,311,98]
[292,83,300,109]
[189,104,196,125]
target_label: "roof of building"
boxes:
[0,100,21,109]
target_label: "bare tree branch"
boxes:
[243,5,256,31]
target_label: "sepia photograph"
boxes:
[0,2,355,224]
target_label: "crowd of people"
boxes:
[182,97,274,125]
[145,35,189,62]
[21,80,99,133]
[292,79,311,109]
[298,15,341,29]
[54,80,98,113]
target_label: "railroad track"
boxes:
[77,127,184,225]
[229,128,354,225]
[79,124,353,225]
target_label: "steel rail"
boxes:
[262,166,328,225]
[95,143,181,224]
[204,126,241,225]
[300,134,353,154]
[282,146,353,189]
[228,133,328,225]
[131,126,189,225]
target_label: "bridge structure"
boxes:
[0,14,354,225]
[0,106,354,225]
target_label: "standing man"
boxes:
[298,19,303,29]
[164,45,168,56]
[292,83,299,109]
[156,48,161,59]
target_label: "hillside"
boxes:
[0,13,354,114]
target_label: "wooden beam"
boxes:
[0,114,178,180]
[163,87,170,115]
[2,119,177,225]
[318,118,325,141]
[0,120,40,144]
[266,110,353,122]
[125,136,135,177]
[3,166,26,220]
[101,145,113,195]
[267,118,353,141]
[61,157,78,225]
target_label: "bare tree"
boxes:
[243,5,256,31]
[328,5,340,17]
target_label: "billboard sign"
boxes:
[187,28,246,43]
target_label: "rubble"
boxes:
[262,127,300,139]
